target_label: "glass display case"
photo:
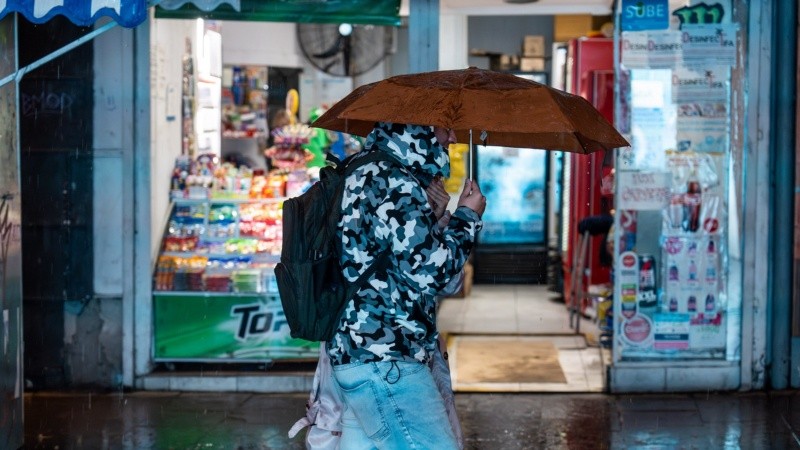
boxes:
[153,196,316,362]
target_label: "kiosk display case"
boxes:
[153,196,316,362]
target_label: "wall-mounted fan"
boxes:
[297,23,394,77]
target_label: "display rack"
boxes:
[152,197,317,363]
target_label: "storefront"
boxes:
[1,0,796,406]
[137,2,402,385]
[608,0,769,392]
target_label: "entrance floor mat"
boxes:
[447,335,604,392]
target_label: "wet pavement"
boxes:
[23,389,800,449]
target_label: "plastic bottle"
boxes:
[232,67,243,105]
[669,262,679,281]
[683,171,702,232]
[705,264,717,283]
[705,294,715,311]
[669,297,678,312]
[669,195,683,228]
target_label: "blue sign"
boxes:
[621,0,670,31]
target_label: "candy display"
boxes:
[155,194,285,293]
[264,124,315,170]
[170,153,312,201]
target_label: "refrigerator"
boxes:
[560,37,616,307]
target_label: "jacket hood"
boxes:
[363,122,450,187]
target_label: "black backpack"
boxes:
[275,151,395,342]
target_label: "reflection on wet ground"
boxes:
[24,390,800,449]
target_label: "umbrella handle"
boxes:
[468,129,473,183]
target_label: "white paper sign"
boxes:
[671,67,729,103]
[621,30,682,69]
[617,171,671,210]
[681,24,738,67]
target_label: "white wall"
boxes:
[219,20,383,123]
[439,13,468,70]
[94,26,131,296]
[221,21,304,68]
[150,19,195,259]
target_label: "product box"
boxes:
[520,57,545,72]
[554,14,594,42]
[499,54,520,71]
[523,35,545,57]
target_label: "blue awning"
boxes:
[0,0,148,28]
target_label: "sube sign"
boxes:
[622,0,669,31]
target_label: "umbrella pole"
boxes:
[468,129,473,181]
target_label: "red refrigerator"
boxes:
[561,37,616,308]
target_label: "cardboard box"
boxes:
[519,56,545,72]
[499,54,520,71]
[554,14,594,42]
[523,35,545,57]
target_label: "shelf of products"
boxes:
[153,155,318,363]
[154,199,283,295]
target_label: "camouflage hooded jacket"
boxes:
[327,122,482,365]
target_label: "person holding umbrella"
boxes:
[313,68,627,449]
[328,121,485,449]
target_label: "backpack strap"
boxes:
[342,149,402,176]
[338,150,400,305]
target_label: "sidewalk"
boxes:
[21,285,800,448]
[24,389,800,449]
[438,284,606,393]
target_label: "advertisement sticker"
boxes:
[653,313,690,350]
[621,314,654,348]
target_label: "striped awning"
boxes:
[0,0,243,28]
[0,0,148,27]
[159,0,239,12]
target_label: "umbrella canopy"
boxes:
[313,67,629,154]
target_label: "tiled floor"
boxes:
[438,284,608,392]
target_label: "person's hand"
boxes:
[457,179,486,218]
[426,176,450,220]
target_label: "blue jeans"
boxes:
[332,360,459,450]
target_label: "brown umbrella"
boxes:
[312,67,629,154]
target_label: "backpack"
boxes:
[275,151,395,342]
